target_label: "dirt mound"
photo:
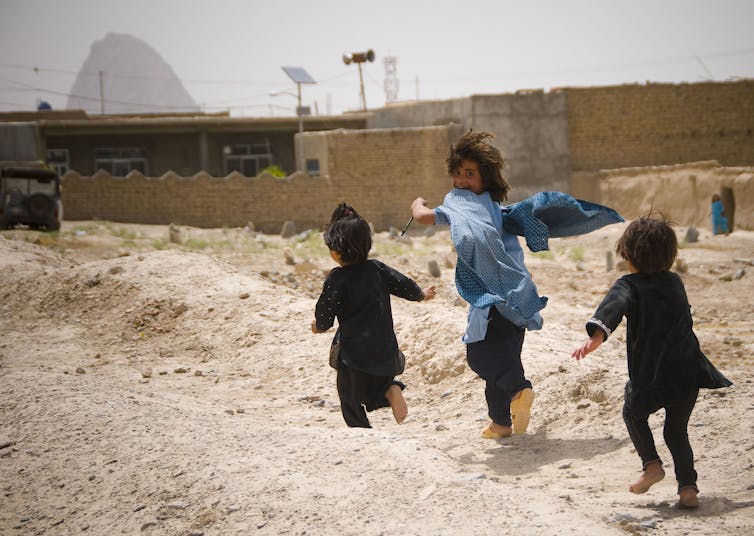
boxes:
[1,224,753,535]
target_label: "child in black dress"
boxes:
[312,203,435,428]
[572,216,731,508]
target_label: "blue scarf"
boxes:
[438,189,624,330]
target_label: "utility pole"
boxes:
[280,66,316,173]
[296,81,303,172]
[98,70,105,114]
[343,50,375,112]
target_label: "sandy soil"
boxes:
[1,220,753,535]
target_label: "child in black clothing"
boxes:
[312,203,436,428]
[572,216,731,508]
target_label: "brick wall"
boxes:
[62,126,452,232]
[567,80,754,172]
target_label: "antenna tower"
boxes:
[383,55,398,103]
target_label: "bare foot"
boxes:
[481,422,512,439]
[385,384,408,424]
[678,487,699,509]
[629,461,665,494]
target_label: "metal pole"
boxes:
[357,63,367,111]
[98,70,105,114]
[297,82,304,172]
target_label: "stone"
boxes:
[280,221,297,238]
[684,226,699,243]
[168,223,182,244]
[428,260,441,277]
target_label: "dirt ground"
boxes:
[1,219,753,535]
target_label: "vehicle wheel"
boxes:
[28,193,52,218]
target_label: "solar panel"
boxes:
[282,66,316,84]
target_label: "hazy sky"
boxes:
[1,0,753,116]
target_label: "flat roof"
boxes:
[0,111,370,136]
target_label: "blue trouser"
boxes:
[466,307,531,426]
[622,382,699,493]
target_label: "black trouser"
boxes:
[336,364,404,428]
[622,382,699,493]
[466,308,531,427]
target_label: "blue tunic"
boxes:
[435,189,624,342]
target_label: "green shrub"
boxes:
[260,165,286,178]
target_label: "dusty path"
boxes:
[1,222,753,535]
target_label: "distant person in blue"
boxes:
[572,216,731,509]
[711,193,729,235]
[411,130,623,440]
[312,203,436,428]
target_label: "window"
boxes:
[46,149,70,176]
[94,147,148,176]
[306,158,320,176]
[223,142,272,176]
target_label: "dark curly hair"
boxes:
[323,202,372,264]
[446,130,511,202]
[615,216,677,274]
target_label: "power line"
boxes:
[0,77,199,110]
[413,47,754,84]
[0,60,364,91]
[0,61,280,86]
[2,46,752,90]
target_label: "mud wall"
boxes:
[590,161,753,231]
[61,126,452,232]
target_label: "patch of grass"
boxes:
[292,231,328,258]
[111,226,139,240]
[531,250,555,260]
[568,246,585,262]
[373,239,412,258]
[183,237,210,250]
[209,239,234,251]
[151,239,170,250]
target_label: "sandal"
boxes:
[481,424,512,439]
[510,388,535,434]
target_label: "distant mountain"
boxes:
[67,33,199,115]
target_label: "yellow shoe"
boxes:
[481,424,512,439]
[510,388,534,434]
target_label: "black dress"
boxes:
[586,271,731,490]
[587,271,731,403]
[315,259,424,377]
